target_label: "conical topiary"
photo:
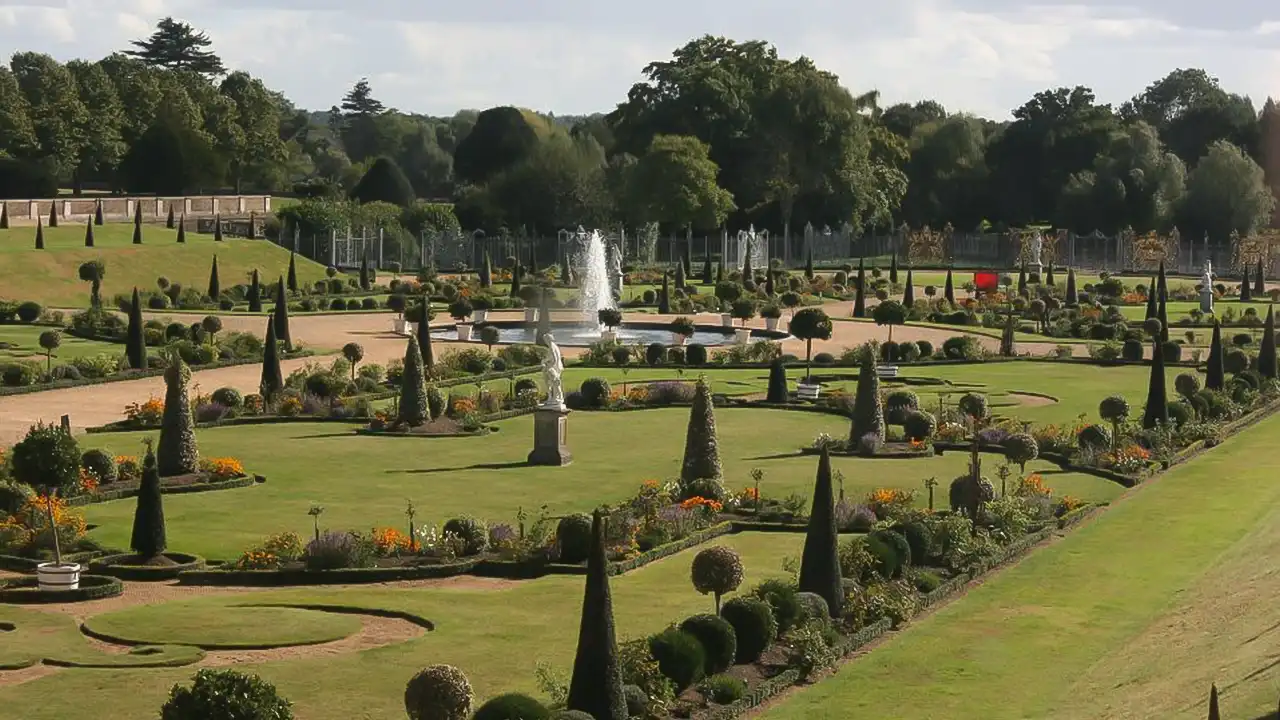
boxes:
[944,267,955,305]
[675,260,686,290]
[716,262,724,283]
[48,200,58,227]
[1208,683,1220,720]
[84,218,94,247]
[132,201,142,244]
[1144,275,1158,319]
[273,277,292,351]
[130,442,166,559]
[34,217,43,249]
[702,253,712,284]
[247,211,256,239]
[480,251,492,287]
[805,244,814,280]
[565,511,628,720]
[165,203,174,229]
[1256,259,1266,296]
[560,253,571,286]
[1157,262,1169,341]
[742,253,752,285]
[1065,267,1078,305]
[158,357,199,476]
[126,287,146,369]
[510,262,523,298]
[416,297,435,369]
[902,268,915,306]
[207,255,220,300]
[889,253,898,284]
[1142,337,1169,429]
[213,214,223,242]
[680,377,722,482]
[399,335,429,426]
[766,358,789,403]
[248,269,262,312]
[93,199,103,225]
[287,252,298,293]
[798,447,842,617]
[0,202,7,228]
[1241,273,1253,302]
[1260,306,1277,380]
[1046,261,1055,286]
[1206,321,1225,390]
[260,316,283,402]
[854,258,867,317]
[176,214,186,243]
[658,274,670,314]
[682,241,692,277]
[537,289,552,340]
[765,264,775,295]
[1017,262,1028,297]
[359,249,371,291]
[849,347,885,445]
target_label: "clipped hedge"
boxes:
[90,553,205,581]
[0,574,123,603]
[66,475,260,507]
[176,557,482,586]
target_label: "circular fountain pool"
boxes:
[431,321,789,347]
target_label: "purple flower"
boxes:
[835,500,877,532]
[647,381,696,406]
[194,402,228,423]
[977,427,1009,446]
[488,523,516,545]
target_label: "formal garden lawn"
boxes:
[0,323,121,363]
[0,225,332,308]
[83,605,363,649]
[78,406,1123,560]
[757,410,1280,720]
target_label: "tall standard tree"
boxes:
[259,316,283,403]
[1142,335,1170,429]
[853,258,867,318]
[798,447,842,617]
[681,377,722,482]
[565,510,627,720]
[247,269,262,312]
[273,277,292,351]
[126,287,146,369]
[1259,306,1278,380]
[130,442,166,560]
[1206,321,1226,390]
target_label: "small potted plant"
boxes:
[449,298,475,342]
[669,316,696,346]
[789,307,833,400]
[388,294,409,334]
[731,298,757,344]
[598,307,623,343]
[9,423,83,591]
[470,294,493,323]
[760,301,783,331]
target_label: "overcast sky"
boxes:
[1,0,1278,119]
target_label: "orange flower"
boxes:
[124,397,165,425]
[199,457,245,481]
[372,527,413,554]
[679,496,723,513]
[1016,473,1051,497]
[78,468,99,493]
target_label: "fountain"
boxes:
[574,227,616,332]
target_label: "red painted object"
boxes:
[973,271,1000,293]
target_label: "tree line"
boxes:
[1,22,1277,243]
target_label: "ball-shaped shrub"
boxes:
[879,340,899,362]
[958,392,988,420]
[148,294,170,310]
[1003,432,1039,469]
[642,289,657,304]
[1161,341,1182,363]
[915,340,934,358]
[719,596,777,663]
[1077,423,1112,450]
[160,668,293,720]
[1121,339,1144,361]
[666,347,686,365]
[902,410,937,441]
[691,546,745,607]
[555,513,593,564]
[1225,348,1250,375]
[813,352,835,365]
[645,342,665,366]
[514,378,538,395]
[897,521,933,567]
[679,614,737,675]
[329,297,346,311]
[579,377,611,408]
[1175,372,1201,399]
[684,343,708,366]
[441,516,489,556]
[1233,332,1253,347]
[15,301,41,323]
[404,665,473,720]
[472,693,549,720]
[752,578,801,633]
[795,592,831,624]
[623,685,648,717]
[647,627,706,691]
[211,387,243,408]
[1142,317,1163,337]
[884,390,919,425]
[80,449,117,484]
[1167,401,1194,427]
[865,529,910,578]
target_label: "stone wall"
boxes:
[0,195,271,226]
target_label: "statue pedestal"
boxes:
[527,408,572,466]
[1200,290,1214,314]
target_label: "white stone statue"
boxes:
[540,333,566,411]
[1200,259,1215,313]
[1029,233,1044,268]
[1201,259,1214,288]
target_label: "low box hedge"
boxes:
[90,552,205,581]
[176,557,482,586]
[66,474,260,506]
[0,574,123,603]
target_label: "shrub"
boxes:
[686,343,708,366]
[679,614,737,675]
[884,390,919,424]
[896,521,933,566]
[752,578,801,633]
[210,387,243,408]
[580,377,611,408]
[691,545,744,611]
[865,529,911,578]
[647,627,706,691]
[442,516,489,555]
[645,342,665,366]
[942,335,982,360]
[795,592,831,626]
[1225,348,1250,375]
[1077,423,1112,450]
[1121,339,1144,361]
[700,675,746,704]
[1167,400,1194,427]
[160,669,293,720]
[472,693,550,720]
[303,530,373,570]
[16,301,41,323]
[404,665,473,720]
[902,410,937,441]
[1175,372,1201,399]
[623,685,647,717]
[555,513,593,563]
[916,340,934,358]
[958,392,988,420]
[426,385,445,420]
[81,449,117,484]
[2,362,39,387]
[10,421,81,495]
[719,596,777,663]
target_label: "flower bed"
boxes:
[65,474,261,507]
[90,552,205,581]
[0,574,123,603]
[176,558,484,586]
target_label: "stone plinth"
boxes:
[1200,289,1214,314]
[527,408,572,466]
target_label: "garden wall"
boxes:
[0,196,271,226]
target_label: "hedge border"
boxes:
[0,549,108,572]
[0,574,123,603]
[66,474,260,507]
[90,553,205,581]
[176,557,483,586]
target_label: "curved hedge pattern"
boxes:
[90,553,206,581]
[0,574,123,603]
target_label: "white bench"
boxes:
[877,365,900,379]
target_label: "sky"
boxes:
[1,0,1278,120]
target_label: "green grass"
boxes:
[757,410,1280,720]
[0,224,332,308]
[83,605,362,649]
[0,606,203,670]
[0,324,120,363]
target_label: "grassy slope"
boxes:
[0,224,332,307]
[0,324,119,363]
[759,410,1280,720]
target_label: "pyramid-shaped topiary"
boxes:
[84,218,94,247]
[565,511,628,720]
[1144,275,1158,319]
[260,316,283,402]
[681,377,722,482]
[359,249,371,291]
[207,255,220,300]
[1157,261,1169,341]
[902,268,915,306]
[702,253,712,285]
[1256,259,1266,295]
[273,277,293,351]
[34,218,44,249]
[399,335,429,427]
[797,447,842,617]
[853,258,867,317]
[480,251,493,287]
[248,269,262,313]
[1206,321,1225,390]
[944,266,955,305]
[130,441,166,559]
[889,253,898,284]
[416,297,435,369]
[1065,267,1078,305]
[658,273,671,314]
[848,347,885,445]
[805,243,814,280]
[1260,306,1278,380]
[158,356,199,476]
[132,201,143,244]
[213,214,223,242]
[287,252,298,293]
[766,358,788,403]
[1142,337,1169,429]
[176,214,186,243]
[126,287,147,369]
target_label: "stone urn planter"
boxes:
[796,382,822,400]
[671,333,689,346]
[473,309,488,323]
[765,317,780,332]
[524,308,538,323]
[735,328,752,345]
[392,317,411,335]
[720,313,734,327]
[456,324,473,342]
[37,562,81,591]
[601,329,618,343]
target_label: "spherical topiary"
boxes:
[211,387,243,408]
[404,665,473,720]
[1174,372,1201,399]
[1077,423,1112,450]
[441,516,488,556]
[691,546,744,610]
[679,614,737,675]
[916,340,934,358]
[1142,317,1163,337]
[896,521,933,566]
[719,596,777,663]
[426,385,445,420]
[647,627,706,691]
[472,693,550,720]
[580,377,611,408]
[555,513,593,564]
[1225,348,1250,375]
[645,342,665,366]
[1167,401,1194,427]
[514,378,538,395]
[865,529,911,578]
[1121,339,1144,361]
[1002,432,1039,471]
[958,392,988,420]
[160,668,293,720]
[902,410,937,441]
[795,592,830,625]
[623,685,648,717]
[884,390,919,425]
[80,448,117,484]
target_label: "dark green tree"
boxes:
[399,336,429,426]
[849,347,885,444]
[350,156,416,207]
[93,199,103,225]
[1206,321,1225,390]
[247,269,262,312]
[47,202,57,228]
[158,357,199,476]
[854,258,867,317]
[658,273,671,314]
[359,249,371,291]
[453,106,543,185]
[207,255,220,299]
[132,200,143,244]
[130,442,166,559]
[797,447,842,617]
[287,252,298,293]
[1142,338,1170,429]
[902,268,915,306]
[1255,259,1266,295]
[126,287,146,369]
[944,267,956,305]
[681,377,722,482]
[273,277,292,351]
[702,253,712,284]
[416,298,435,370]
[804,243,814,280]
[176,215,186,243]
[260,316,283,402]
[127,17,226,75]
[766,358,788,403]
[565,511,628,720]
[83,218,94,247]
[0,203,7,229]
[1259,306,1277,380]
[166,204,175,229]
[213,214,223,242]
[889,253,898,284]
[1065,267,1078,305]
[34,217,43,249]
[1144,275,1158,319]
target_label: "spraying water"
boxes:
[575,229,616,329]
